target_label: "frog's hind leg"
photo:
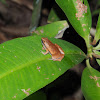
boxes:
[49,57,61,61]
[55,44,64,54]
[48,54,62,61]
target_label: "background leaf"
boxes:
[48,8,60,23]
[94,50,100,66]
[93,42,100,65]
[0,35,85,100]
[97,59,100,66]
[82,61,100,100]
[93,50,100,66]
[56,0,91,45]
[32,21,69,38]
[29,0,42,32]
[94,14,100,43]
[92,9,100,16]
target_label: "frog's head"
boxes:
[41,37,51,49]
[41,37,49,48]
[41,37,48,43]
[41,37,49,45]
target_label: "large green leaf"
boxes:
[56,0,91,45]
[82,61,100,100]
[0,35,85,100]
[32,21,69,38]
[94,14,100,44]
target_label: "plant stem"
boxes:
[85,35,93,58]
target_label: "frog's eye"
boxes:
[43,40,46,43]
[41,39,44,43]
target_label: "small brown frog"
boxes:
[41,37,64,61]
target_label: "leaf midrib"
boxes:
[0,52,85,80]
[0,55,49,79]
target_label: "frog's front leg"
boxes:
[42,45,46,50]
[41,48,49,55]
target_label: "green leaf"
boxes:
[48,8,60,23]
[93,42,100,51]
[0,35,85,100]
[93,50,100,66]
[92,9,100,16]
[94,14,100,43]
[32,21,69,38]
[82,60,100,100]
[29,0,42,32]
[93,42,100,65]
[97,59,100,66]
[56,0,91,45]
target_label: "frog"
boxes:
[41,37,65,61]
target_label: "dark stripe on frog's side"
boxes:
[41,39,52,55]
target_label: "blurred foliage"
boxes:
[1,0,6,4]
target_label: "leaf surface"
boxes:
[32,21,69,38]
[94,14,100,43]
[29,0,42,32]
[56,0,91,45]
[0,36,85,99]
[82,61,100,100]
[48,8,60,23]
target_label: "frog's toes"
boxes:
[41,51,48,55]
[42,47,45,50]
[41,51,45,55]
